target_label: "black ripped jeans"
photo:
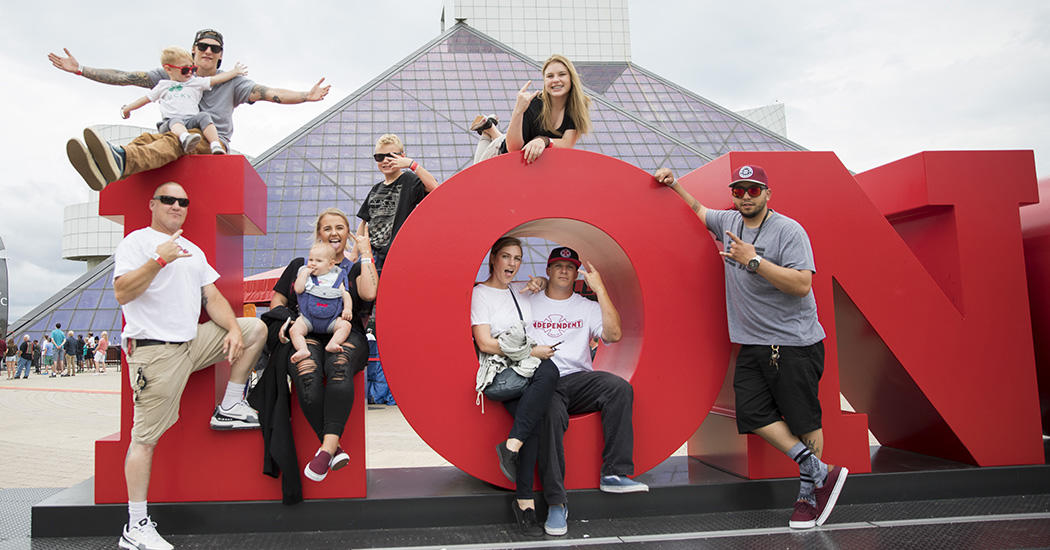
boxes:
[288,330,368,439]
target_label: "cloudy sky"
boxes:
[1,1,1047,322]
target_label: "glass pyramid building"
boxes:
[10,23,804,345]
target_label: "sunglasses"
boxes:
[373,152,402,162]
[195,42,223,53]
[163,64,197,76]
[134,367,148,402]
[154,195,190,207]
[730,185,768,199]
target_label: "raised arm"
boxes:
[113,231,192,304]
[208,62,247,87]
[654,168,710,230]
[504,81,539,152]
[248,77,330,104]
[121,96,150,119]
[582,262,622,343]
[292,266,310,295]
[721,231,813,297]
[48,48,154,88]
[389,154,440,191]
[350,232,378,302]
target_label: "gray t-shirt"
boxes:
[147,68,256,144]
[706,209,825,346]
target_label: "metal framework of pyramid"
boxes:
[10,23,803,344]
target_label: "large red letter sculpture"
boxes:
[95,156,367,503]
[380,149,758,489]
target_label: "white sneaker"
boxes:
[210,141,226,155]
[119,516,173,550]
[179,132,202,154]
[210,400,260,430]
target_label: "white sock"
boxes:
[210,141,222,148]
[128,500,147,525]
[221,381,246,409]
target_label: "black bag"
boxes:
[481,287,531,402]
[484,367,530,401]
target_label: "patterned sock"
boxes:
[789,442,827,505]
[220,381,246,409]
[128,500,147,525]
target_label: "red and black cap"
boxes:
[729,164,769,187]
[547,247,581,268]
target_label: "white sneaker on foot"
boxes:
[180,132,202,154]
[210,400,260,430]
[210,141,226,154]
[119,516,173,550]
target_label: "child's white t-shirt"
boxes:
[146,76,212,120]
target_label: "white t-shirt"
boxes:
[146,76,212,120]
[527,292,603,377]
[114,227,220,345]
[470,282,532,338]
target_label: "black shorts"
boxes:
[733,341,824,435]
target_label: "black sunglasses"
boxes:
[154,195,190,207]
[195,42,223,53]
[373,152,402,162]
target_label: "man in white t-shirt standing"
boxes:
[528,247,647,537]
[112,181,265,550]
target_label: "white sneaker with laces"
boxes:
[210,141,226,155]
[179,132,201,154]
[209,400,260,430]
[119,516,173,550]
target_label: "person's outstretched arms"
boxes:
[121,96,150,119]
[48,48,154,88]
[653,168,710,230]
[209,62,248,87]
[248,77,330,104]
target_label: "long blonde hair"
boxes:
[539,54,592,137]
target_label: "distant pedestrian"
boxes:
[3,337,13,380]
[94,332,109,374]
[43,336,56,377]
[16,335,32,379]
[84,334,95,373]
[76,335,86,373]
[32,339,41,374]
[63,331,77,377]
[51,324,66,376]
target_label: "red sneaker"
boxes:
[815,465,849,526]
[304,449,331,482]
[789,499,817,529]
[330,447,350,471]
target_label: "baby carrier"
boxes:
[299,267,350,333]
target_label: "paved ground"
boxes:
[0,367,451,489]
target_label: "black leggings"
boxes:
[503,359,559,498]
[288,331,368,440]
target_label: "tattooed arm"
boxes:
[248,77,330,104]
[48,48,154,88]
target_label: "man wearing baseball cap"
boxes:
[49,28,331,191]
[651,165,847,530]
[526,246,644,537]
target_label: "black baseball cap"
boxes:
[547,247,581,268]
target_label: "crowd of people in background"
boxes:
[3,323,112,380]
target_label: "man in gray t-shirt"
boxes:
[652,164,847,531]
[51,28,331,191]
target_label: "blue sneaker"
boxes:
[600,475,649,494]
[544,504,567,536]
[83,127,125,183]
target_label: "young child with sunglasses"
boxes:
[121,46,247,155]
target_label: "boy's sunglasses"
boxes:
[195,42,223,53]
[163,64,197,76]
[730,185,767,199]
[154,195,190,207]
[373,152,402,162]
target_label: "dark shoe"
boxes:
[83,127,125,183]
[66,138,107,191]
[329,447,350,471]
[789,499,817,529]
[304,449,331,482]
[814,466,848,526]
[470,113,498,134]
[511,501,543,537]
[496,441,518,483]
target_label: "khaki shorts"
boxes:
[126,318,258,445]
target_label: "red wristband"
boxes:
[410,161,418,171]
[153,255,167,268]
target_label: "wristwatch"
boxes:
[746,256,762,273]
